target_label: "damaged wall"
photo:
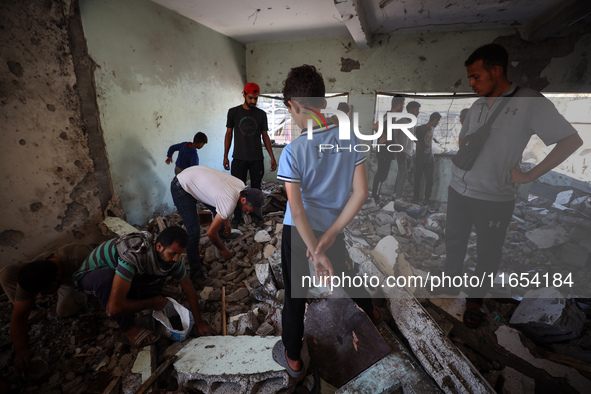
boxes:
[247,27,590,115]
[0,0,110,268]
[79,0,246,226]
[249,26,591,191]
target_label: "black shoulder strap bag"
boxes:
[452,86,520,171]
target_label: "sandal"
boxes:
[272,340,309,379]
[463,301,486,329]
[121,327,161,348]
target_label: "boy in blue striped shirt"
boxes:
[272,65,379,379]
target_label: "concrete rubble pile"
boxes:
[342,187,591,393]
[2,182,591,393]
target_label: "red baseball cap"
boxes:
[243,83,260,95]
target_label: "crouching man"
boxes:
[74,226,215,347]
[0,243,91,374]
[171,165,264,277]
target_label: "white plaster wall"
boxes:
[80,0,246,225]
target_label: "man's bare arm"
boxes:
[511,133,583,184]
[206,215,232,259]
[106,274,167,316]
[262,131,277,171]
[223,127,233,170]
[11,299,33,373]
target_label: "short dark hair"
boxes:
[193,132,208,144]
[464,43,508,76]
[156,226,188,249]
[429,112,442,122]
[390,94,405,110]
[282,64,325,109]
[18,260,58,293]
[406,101,421,111]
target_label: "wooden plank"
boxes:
[231,232,253,246]
[222,286,227,336]
[101,377,120,394]
[543,350,591,381]
[428,300,581,393]
[134,355,178,394]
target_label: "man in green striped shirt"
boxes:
[75,226,215,346]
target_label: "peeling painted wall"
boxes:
[248,27,591,194]
[0,0,108,267]
[79,0,246,226]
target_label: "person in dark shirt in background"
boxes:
[413,112,442,203]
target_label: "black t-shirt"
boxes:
[376,114,397,160]
[415,124,434,159]
[226,105,269,161]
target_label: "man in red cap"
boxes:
[224,82,277,226]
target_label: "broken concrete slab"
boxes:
[225,287,249,303]
[429,294,468,322]
[268,250,284,289]
[509,287,586,343]
[495,325,591,393]
[370,235,399,277]
[376,223,391,237]
[500,366,535,394]
[263,244,276,259]
[347,246,368,265]
[337,322,441,393]
[204,245,219,263]
[174,336,290,393]
[228,310,260,336]
[255,262,272,286]
[254,230,272,243]
[102,217,138,236]
[303,298,391,388]
[382,201,395,212]
[558,242,589,268]
[525,225,569,249]
[130,348,151,385]
[411,227,439,246]
[375,211,395,225]
[554,190,574,206]
[256,321,275,337]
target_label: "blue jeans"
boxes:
[171,177,224,276]
[171,178,202,275]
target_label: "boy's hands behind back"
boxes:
[310,251,334,280]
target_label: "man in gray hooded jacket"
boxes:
[75,226,215,346]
